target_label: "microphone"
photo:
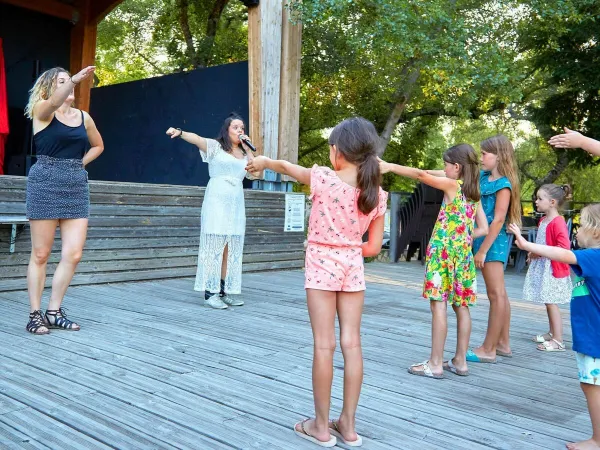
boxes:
[238,134,256,153]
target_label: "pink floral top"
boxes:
[307,165,388,248]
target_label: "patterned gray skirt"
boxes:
[26,155,90,220]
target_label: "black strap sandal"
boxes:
[26,310,50,335]
[45,308,80,331]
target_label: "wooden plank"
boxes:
[0,260,303,290]
[0,0,75,21]
[247,4,263,158]
[70,0,96,113]
[278,4,302,178]
[259,0,283,160]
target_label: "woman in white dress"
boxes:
[166,114,258,309]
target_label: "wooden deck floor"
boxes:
[0,262,589,449]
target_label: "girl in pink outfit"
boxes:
[246,117,387,448]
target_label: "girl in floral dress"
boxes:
[380,144,488,378]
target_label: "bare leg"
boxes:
[473,262,510,358]
[546,304,564,344]
[429,301,447,373]
[452,304,471,371]
[221,244,228,280]
[294,288,337,443]
[412,301,447,375]
[566,384,600,450]
[47,219,88,320]
[335,290,364,442]
[27,220,58,313]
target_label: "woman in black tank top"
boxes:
[24,66,104,335]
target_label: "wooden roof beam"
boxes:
[0,0,77,22]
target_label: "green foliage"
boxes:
[95,0,247,86]
[95,0,600,201]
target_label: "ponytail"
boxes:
[328,117,382,214]
[357,154,380,214]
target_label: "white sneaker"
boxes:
[221,295,244,306]
[204,296,228,309]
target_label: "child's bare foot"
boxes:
[330,417,359,443]
[496,344,512,356]
[566,438,600,450]
[294,418,332,444]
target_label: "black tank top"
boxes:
[34,110,89,159]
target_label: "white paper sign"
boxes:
[284,194,305,232]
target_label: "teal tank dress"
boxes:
[473,170,513,263]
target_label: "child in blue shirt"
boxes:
[510,204,600,450]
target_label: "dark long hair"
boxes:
[216,113,247,154]
[328,117,381,215]
[443,144,481,202]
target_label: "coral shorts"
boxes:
[305,244,365,292]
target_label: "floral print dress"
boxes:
[423,181,479,306]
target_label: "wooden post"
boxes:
[247,1,302,187]
[70,0,97,112]
[278,5,302,175]
[247,5,263,157]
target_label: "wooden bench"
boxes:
[0,215,28,254]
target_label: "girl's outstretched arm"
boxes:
[378,158,457,194]
[425,170,447,177]
[509,224,577,265]
[548,127,600,157]
[473,204,489,240]
[245,156,311,185]
[362,215,385,257]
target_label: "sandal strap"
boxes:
[27,310,47,333]
[301,419,312,438]
[46,308,77,329]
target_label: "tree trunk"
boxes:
[176,0,200,68]
[378,63,420,154]
[198,0,231,67]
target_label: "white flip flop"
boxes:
[329,420,363,447]
[294,419,337,447]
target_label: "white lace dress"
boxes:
[194,139,248,295]
[523,218,572,304]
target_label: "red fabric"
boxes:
[541,216,571,278]
[0,38,8,175]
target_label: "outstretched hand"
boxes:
[246,155,268,173]
[378,157,392,174]
[508,224,527,249]
[71,66,95,84]
[548,127,584,149]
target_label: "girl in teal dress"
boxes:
[467,135,521,364]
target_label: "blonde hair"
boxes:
[25,67,70,119]
[481,135,522,227]
[580,204,600,247]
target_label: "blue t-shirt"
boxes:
[570,249,600,358]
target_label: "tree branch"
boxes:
[299,139,328,160]
[198,0,230,67]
